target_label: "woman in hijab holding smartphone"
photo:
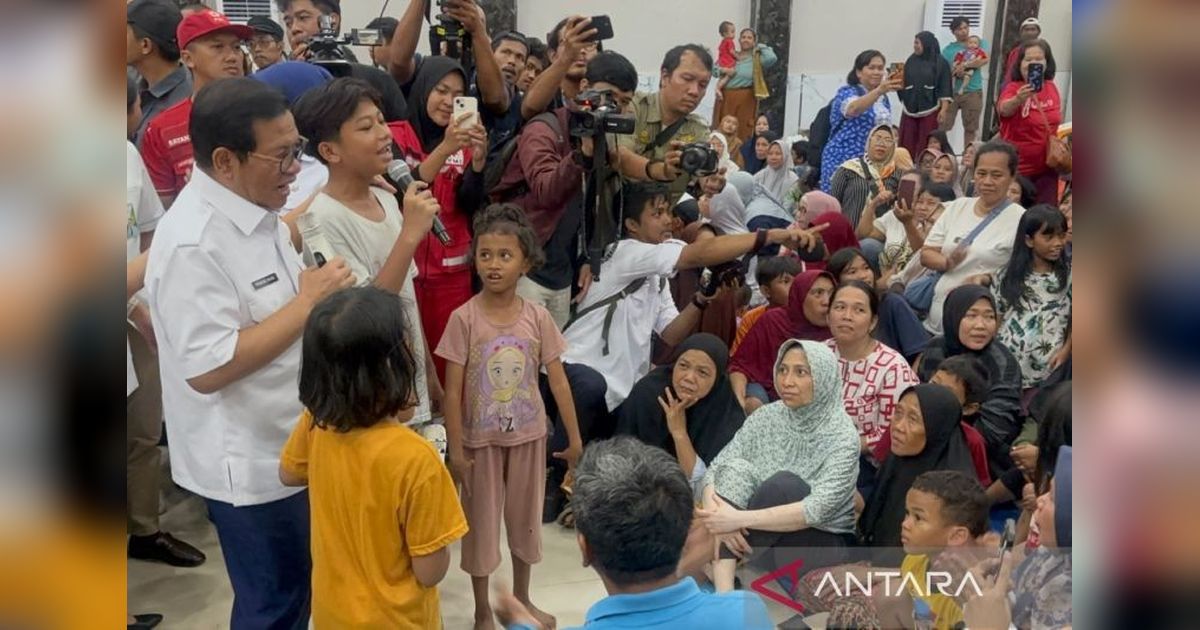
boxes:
[388,56,488,384]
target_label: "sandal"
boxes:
[556,502,576,529]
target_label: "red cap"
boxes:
[177,9,254,50]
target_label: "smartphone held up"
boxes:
[1027,62,1046,92]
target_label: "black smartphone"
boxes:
[898,177,918,209]
[1027,62,1046,92]
[584,15,614,42]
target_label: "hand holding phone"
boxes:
[452,96,479,128]
[1027,62,1046,92]
[584,15,613,42]
[898,177,918,210]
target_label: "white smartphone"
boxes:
[452,96,479,128]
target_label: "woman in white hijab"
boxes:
[708,131,741,174]
[752,139,799,205]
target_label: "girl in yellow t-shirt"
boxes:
[280,286,468,629]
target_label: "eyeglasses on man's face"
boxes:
[248,136,308,174]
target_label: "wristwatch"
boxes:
[692,295,709,310]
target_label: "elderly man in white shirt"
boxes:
[145,77,353,629]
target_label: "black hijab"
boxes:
[405,56,466,154]
[740,131,777,175]
[918,284,1002,381]
[860,384,977,550]
[615,333,746,463]
[901,31,950,113]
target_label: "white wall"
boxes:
[516,0,751,75]
[336,0,1070,130]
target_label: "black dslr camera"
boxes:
[308,15,380,70]
[568,89,636,138]
[678,142,719,176]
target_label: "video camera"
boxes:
[568,89,635,138]
[678,142,719,176]
[307,15,380,69]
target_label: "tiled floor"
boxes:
[128,458,820,629]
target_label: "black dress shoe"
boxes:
[129,613,164,629]
[128,532,206,567]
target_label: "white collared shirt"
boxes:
[146,168,305,506]
[561,238,684,411]
[128,141,163,396]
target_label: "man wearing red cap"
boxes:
[139,9,252,208]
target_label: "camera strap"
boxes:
[643,117,689,156]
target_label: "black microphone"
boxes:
[386,160,451,246]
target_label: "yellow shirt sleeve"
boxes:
[402,455,469,557]
[279,409,314,481]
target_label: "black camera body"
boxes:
[308,15,380,68]
[679,143,719,176]
[568,89,636,138]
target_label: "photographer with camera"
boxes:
[492,52,696,328]
[617,44,717,205]
[276,0,410,122]
[277,0,356,63]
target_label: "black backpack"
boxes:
[484,111,562,200]
[807,101,845,170]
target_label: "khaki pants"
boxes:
[940,90,984,144]
[127,324,162,536]
[516,276,571,329]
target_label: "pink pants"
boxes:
[459,439,546,576]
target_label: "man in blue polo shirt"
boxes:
[497,437,773,630]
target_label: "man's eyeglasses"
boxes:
[248,137,308,174]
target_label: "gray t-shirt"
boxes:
[306,189,431,424]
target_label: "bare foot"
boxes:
[473,607,497,630]
[519,600,557,630]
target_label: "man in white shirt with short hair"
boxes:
[145,77,353,629]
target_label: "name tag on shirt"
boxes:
[252,273,279,290]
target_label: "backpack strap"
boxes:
[562,276,649,355]
[488,111,563,200]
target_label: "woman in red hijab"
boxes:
[809,211,860,270]
[728,269,836,413]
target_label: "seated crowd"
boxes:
[125,1,1072,628]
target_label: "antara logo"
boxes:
[749,559,986,615]
[812,569,985,599]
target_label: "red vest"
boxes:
[388,121,474,280]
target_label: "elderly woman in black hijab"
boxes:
[859,384,978,562]
[898,31,953,158]
[917,284,1023,480]
[616,333,746,497]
